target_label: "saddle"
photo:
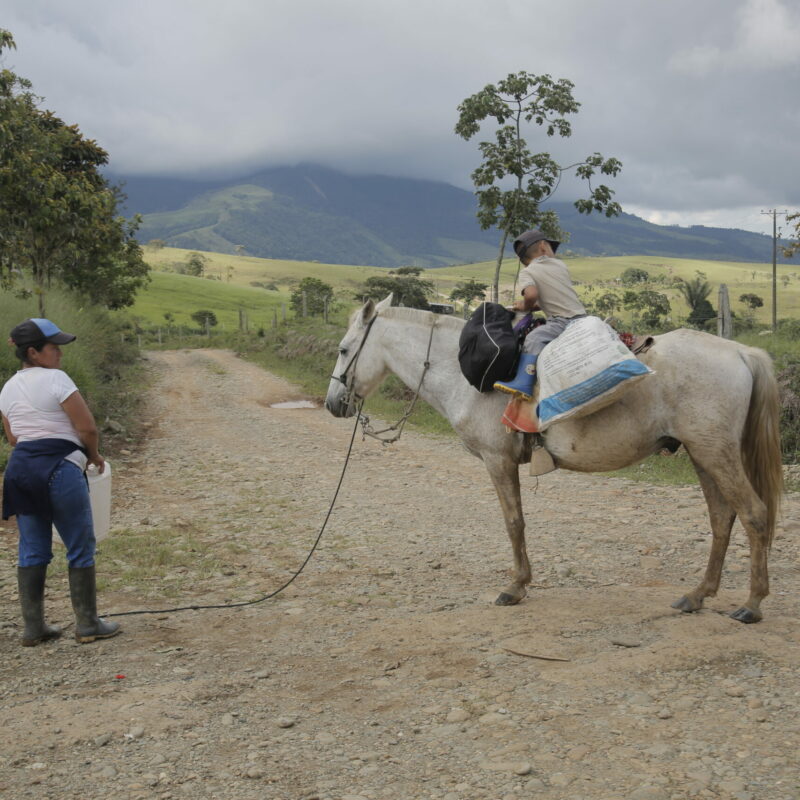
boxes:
[501,328,656,435]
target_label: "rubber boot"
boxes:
[17,565,62,647]
[493,354,538,400]
[68,566,120,643]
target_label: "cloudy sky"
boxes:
[2,0,799,234]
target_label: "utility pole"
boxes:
[760,209,788,331]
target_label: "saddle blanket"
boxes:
[537,316,654,431]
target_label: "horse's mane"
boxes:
[380,305,466,333]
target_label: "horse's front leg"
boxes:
[484,455,530,605]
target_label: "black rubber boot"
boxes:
[68,566,121,643]
[17,565,62,647]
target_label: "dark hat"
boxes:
[9,318,77,347]
[513,230,560,258]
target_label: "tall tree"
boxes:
[357,272,434,310]
[455,71,622,301]
[0,29,148,314]
[449,278,489,309]
[783,212,799,258]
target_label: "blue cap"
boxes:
[10,318,77,346]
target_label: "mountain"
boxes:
[115,164,797,267]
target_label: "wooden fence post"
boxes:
[718,284,732,339]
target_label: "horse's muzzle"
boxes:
[324,380,357,418]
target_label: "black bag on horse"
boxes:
[458,303,520,392]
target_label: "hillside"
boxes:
[116,165,798,268]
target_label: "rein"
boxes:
[336,312,438,445]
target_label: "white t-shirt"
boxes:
[0,367,83,448]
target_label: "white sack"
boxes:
[537,317,653,431]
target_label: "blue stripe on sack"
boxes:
[538,360,651,424]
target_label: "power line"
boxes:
[760,209,789,331]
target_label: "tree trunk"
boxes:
[492,230,509,303]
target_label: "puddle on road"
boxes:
[269,400,318,409]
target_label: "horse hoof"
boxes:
[495,592,521,606]
[671,596,701,613]
[730,606,762,624]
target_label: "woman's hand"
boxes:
[61,391,103,469]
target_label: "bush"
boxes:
[191,309,218,329]
[778,363,800,464]
[0,286,144,469]
[620,267,650,285]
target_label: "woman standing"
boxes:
[1,318,120,645]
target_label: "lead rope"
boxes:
[357,319,436,445]
[105,402,364,618]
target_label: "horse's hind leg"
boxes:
[677,449,770,623]
[672,459,736,614]
[484,455,530,605]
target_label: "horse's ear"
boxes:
[375,294,393,313]
[359,298,376,326]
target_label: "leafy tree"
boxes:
[783,212,799,258]
[593,291,622,316]
[191,309,218,329]
[622,289,671,330]
[455,70,622,300]
[0,29,149,314]
[678,275,716,329]
[290,276,335,316]
[739,293,764,310]
[620,267,650,285]
[449,279,489,307]
[393,266,422,276]
[183,252,207,277]
[358,273,434,310]
[147,239,166,250]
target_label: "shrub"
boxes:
[620,267,650,285]
[191,309,218,329]
[778,363,800,464]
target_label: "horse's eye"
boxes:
[339,347,348,356]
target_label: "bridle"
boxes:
[331,314,378,407]
[332,311,438,445]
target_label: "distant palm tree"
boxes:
[678,276,715,329]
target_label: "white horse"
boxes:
[325,296,783,623]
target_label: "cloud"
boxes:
[2,0,799,231]
[669,0,800,73]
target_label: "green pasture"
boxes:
[137,246,800,330]
[124,270,284,331]
[434,254,800,325]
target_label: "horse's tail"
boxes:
[740,347,783,547]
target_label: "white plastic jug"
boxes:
[87,461,112,542]
[52,460,112,545]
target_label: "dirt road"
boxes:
[1,349,799,800]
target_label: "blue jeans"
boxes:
[523,314,587,356]
[17,461,96,568]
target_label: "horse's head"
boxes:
[325,294,393,417]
